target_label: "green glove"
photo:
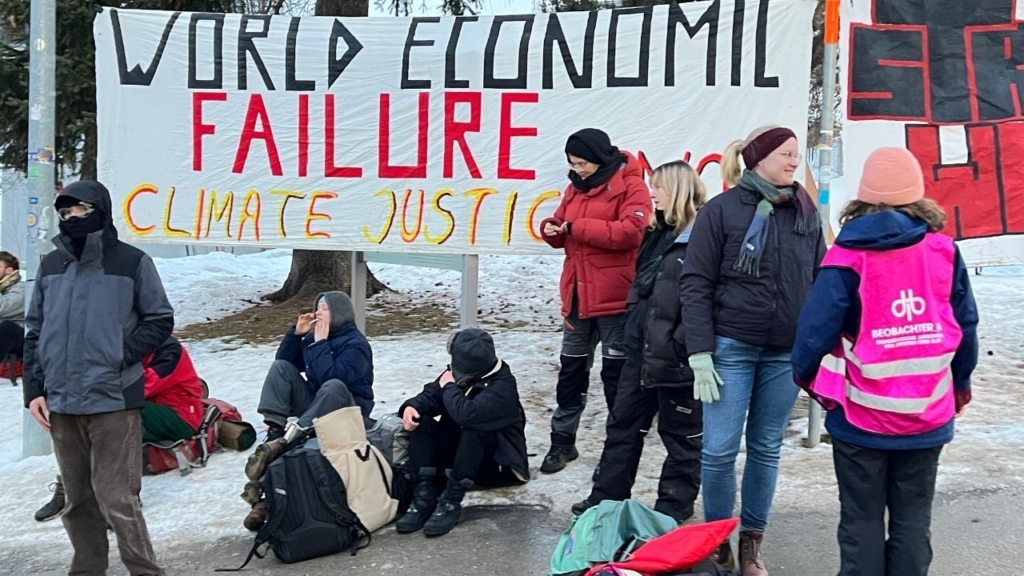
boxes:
[690,352,723,403]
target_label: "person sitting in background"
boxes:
[0,251,24,368]
[141,335,205,443]
[35,335,204,522]
[396,328,529,537]
[241,291,374,530]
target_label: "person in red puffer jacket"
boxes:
[538,128,652,475]
[141,336,204,443]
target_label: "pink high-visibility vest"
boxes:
[811,233,962,435]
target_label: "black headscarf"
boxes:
[565,128,622,192]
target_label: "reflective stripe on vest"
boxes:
[823,338,956,379]
[821,338,953,414]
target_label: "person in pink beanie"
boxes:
[791,146,979,576]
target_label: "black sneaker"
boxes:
[571,498,598,516]
[34,476,66,522]
[540,444,579,474]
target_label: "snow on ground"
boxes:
[1,250,1021,551]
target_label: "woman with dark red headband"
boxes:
[680,126,826,575]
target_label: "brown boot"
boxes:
[240,480,262,506]
[245,438,287,481]
[739,530,767,576]
[243,500,267,532]
[712,540,736,571]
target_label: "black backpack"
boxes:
[219,443,371,571]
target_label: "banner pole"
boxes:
[807,0,841,450]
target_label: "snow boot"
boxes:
[245,437,288,481]
[34,476,66,522]
[243,500,267,532]
[396,468,440,534]
[240,480,262,506]
[571,497,598,516]
[423,477,473,537]
[541,442,579,474]
[712,539,736,571]
[739,530,767,576]
[542,430,579,474]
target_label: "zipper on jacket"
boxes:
[770,212,780,325]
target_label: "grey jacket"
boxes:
[23,181,174,415]
[0,279,25,326]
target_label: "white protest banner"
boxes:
[95,2,814,254]
[839,0,1024,266]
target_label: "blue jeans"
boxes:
[701,336,800,532]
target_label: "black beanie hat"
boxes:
[564,128,619,166]
[447,328,498,383]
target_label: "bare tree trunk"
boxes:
[265,0,385,304]
[264,249,388,303]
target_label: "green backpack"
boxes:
[549,499,678,576]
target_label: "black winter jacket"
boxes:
[399,361,529,481]
[680,185,826,354]
[641,232,695,388]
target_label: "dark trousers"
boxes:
[589,357,703,522]
[551,297,626,445]
[257,359,357,429]
[408,418,521,487]
[51,410,164,576]
[833,438,942,576]
[0,319,23,360]
[140,402,196,443]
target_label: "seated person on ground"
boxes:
[396,328,529,538]
[245,291,373,481]
[142,335,205,443]
[0,251,24,365]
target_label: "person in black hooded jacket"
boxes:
[395,328,529,537]
[572,161,707,524]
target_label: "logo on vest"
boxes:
[891,289,926,321]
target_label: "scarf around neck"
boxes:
[0,272,20,293]
[734,170,820,276]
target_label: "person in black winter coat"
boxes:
[396,328,529,537]
[572,161,706,524]
[680,126,826,574]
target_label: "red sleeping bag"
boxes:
[586,518,740,576]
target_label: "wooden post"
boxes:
[350,251,367,333]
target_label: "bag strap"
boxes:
[194,404,223,466]
[370,447,393,498]
[305,451,373,554]
[172,447,193,477]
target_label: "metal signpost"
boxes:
[21,0,58,459]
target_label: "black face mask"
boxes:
[59,211,105,240]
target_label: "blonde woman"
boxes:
[571,161,708,524]
[680,126,825,575]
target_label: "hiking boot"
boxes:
[423,477,473,537]
[540,444,578,474]
[243,500,267,532]
[34,476,66,522]
[739,530,767,576]
[240,480,263,506]
[571,497,598,516]
[712,540,736,571]
[245,438,287,481]
[396,469,440,534]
